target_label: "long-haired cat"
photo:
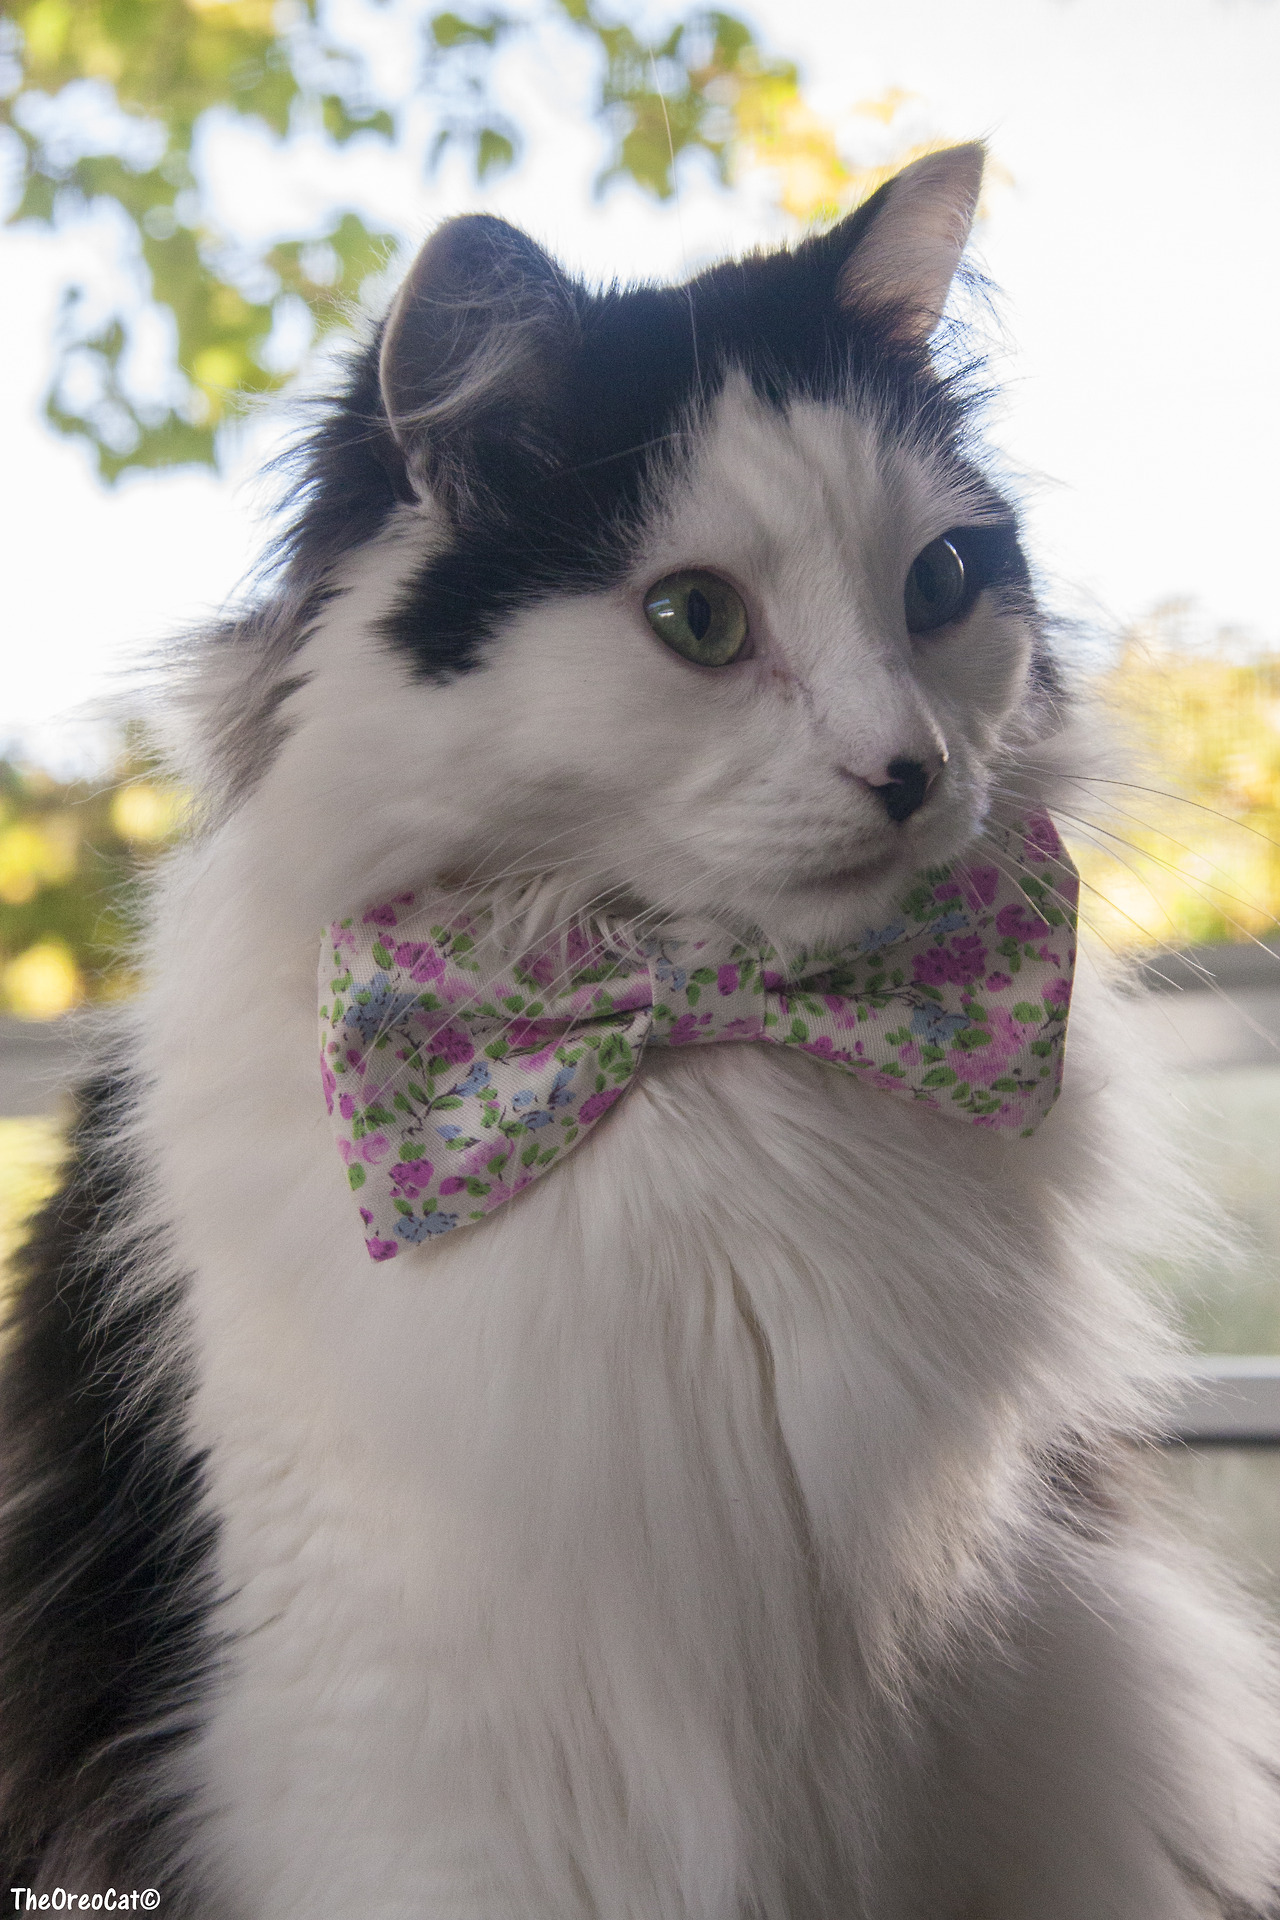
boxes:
[3,144,1279,1917]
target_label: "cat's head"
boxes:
[244,143,1060,948]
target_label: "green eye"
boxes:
[643,570,749,667]
[904,536,967,634]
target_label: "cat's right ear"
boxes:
[379,215,577,514]
[833,143,985,347]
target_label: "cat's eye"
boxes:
[643,570,749,668]
[904,536,967,634]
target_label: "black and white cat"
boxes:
[3,144,1279,1916]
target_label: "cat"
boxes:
[3,141,1279,1917]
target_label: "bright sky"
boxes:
[3,0,1278,770]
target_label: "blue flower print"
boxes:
[653,955,688,992]
[548,1064,576,1107]
[910,1005,968,1046]
[929,910,968,935]
[523,1110,553,1129]
[436,1124,463,1141]
[345,978,423,1046]
[512,1089,537,1110]
[395,1211,459,1241]
[856,922,906,956]
[450,1062,492,1099]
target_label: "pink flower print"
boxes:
[801,1037,855,1065]
[360,1132,391,1165]
[366,1237,399,1261]
[523,951,558,990]
[985,971,1013,992]
[667,1011,713,1046]
[363,903,400,928]
[428,1025,475,1067]
[321,1059,337,1114]
[566,924,595,967]
[439,1176,467,1196]
[359,1206,373,1225]
[507,1017,564,1052]
[898,1042,922,1066]
[913,935,985,987]
[458,1139,511,1180]
[390,1158,434,1196]
[1044,976,1072,1011]
[578,1088,622,1125]
[957,865,999,911]
[995,901,1050,943]
[719,1016,766,1041]
[339,1092,355,1121]
[1023,813,1064,861]
[934,880,961,902]
[914,946,953,987]
[762,969,787,992]
[331,924,356,954]
[948,1008,1023,1080]
[717,964,740,996]
[947,934,987,984]
[394,940,446,983]
[603,979,650,1015]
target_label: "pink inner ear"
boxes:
[835,143,985,347]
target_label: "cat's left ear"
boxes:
[834,143,985,347]
[378,214,578,511]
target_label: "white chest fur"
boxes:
[141,814,1165,1916]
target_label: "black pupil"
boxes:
[914,556,944,605]
[686,587,712,641]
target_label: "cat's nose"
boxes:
[867,754,945,824]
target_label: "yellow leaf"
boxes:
[2,940,84,1020]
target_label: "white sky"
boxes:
[3,0,1279,769]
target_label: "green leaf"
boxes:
[1012,1001,1044,1024]
[476,126,516,178]
[920,1066,957,1087]
[347,1164,366,1190]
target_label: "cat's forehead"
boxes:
[636,374,999,585]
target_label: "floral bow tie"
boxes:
[320,812,1078,1262]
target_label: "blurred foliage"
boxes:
[0,1117,63,1284]
[1066,612,1280,953]
[0,0,901,481]
[0,732,185,1018]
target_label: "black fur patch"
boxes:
[219,211,1048,714]
[0,1073,215,1900]
[379,224,1000,680]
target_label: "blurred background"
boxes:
[1,0,1278,1586]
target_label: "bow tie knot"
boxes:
[320,812,1078,1263]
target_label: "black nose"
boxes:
[871,758,932,824]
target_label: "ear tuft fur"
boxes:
[379,215,579,516]
[835,143,985,347]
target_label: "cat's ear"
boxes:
[379,214,577,510]
[834,143,985,347]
